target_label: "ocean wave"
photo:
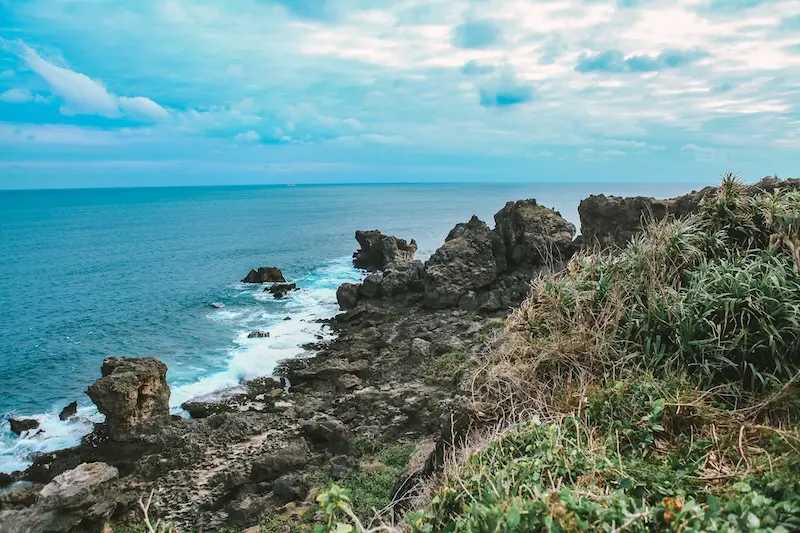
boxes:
[0,257,362,474]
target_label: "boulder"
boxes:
[211,302,225,309]
[360,272,383,298]
[301,413,350,454]
[250,439,309,483]
[265,282,297,299]
[1,463,120,533]
[352,230,417,270]
[272,473,308,504]
[494,199,576,267]
[247,331,270,339]
[336,283,361,311]
[423,216,501,308]
[330,455,358,480]
[86,357,170,437]
[8,418,39,435]
[410,338,433,358]
[242,267,286,284]
[59,401,78,421]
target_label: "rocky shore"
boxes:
[1,176,794,532]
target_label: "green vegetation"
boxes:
[422,350,469,385]
[316,174,800,532]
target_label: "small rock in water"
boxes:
[284,316,292,321]
[265,282,298,299]
[8,418,39,435]
[211,302,225,309]
[242,266,286,284]
[59,401,78,421]
[247,331,270,339]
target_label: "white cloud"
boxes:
[0,88,48,104]
[234,130,260,142]
[16,42,169,122]
[119,96,169,121]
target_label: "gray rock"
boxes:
[86,357,170,437]
[361,272,384,298]
[336,283,361,311]
[247,330,270,339]
[242,267,286,284]
[494,199,576,267]
[330,455,358,480]
[265,282,297,299]
[250,439,309,483]
[410,338,433,358]
[272,473,308,504]
[301,413,350,454]
[424,216,501,308]
[336,373,362,390]
[353,230,417,270]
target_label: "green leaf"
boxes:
[507,504,521,528]
[334,523,354,533]
[745,512,760,529]
[652,398,666,415]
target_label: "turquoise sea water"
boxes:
[0,181,711,472]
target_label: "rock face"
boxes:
[242,267,286,284]
[8,418,39,435]
[424,216,503,308]
[352,230,417,270]
[250,439,308,483]
[86,357,170,437]
[578,176,800,248]
[494,199,576,267]
[59,402,78,421]
[0,462,119,533]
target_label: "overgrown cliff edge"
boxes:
[2,174,799,533]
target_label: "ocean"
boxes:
[0,181,712,473]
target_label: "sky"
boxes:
[0,0,798,188]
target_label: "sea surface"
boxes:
[0,181,712,472]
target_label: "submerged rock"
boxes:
[86,357,170,437]
[353,230,417,270]
[211,302,226,309]
[242,267,286,284]
[58,402,78,421]
[8,418,39,435]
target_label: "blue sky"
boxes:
[0,0,798,188]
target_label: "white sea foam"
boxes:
[1,257,362,473]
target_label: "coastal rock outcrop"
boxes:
[494,199,576,267]
[423,216,502,308]
[241,267,286,284]
[352,230,417,270]
[578,176,800,248]
[8,418,39,435]
[86,357,170,437]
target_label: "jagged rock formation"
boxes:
[342,200,576,312]
[579,176,800,248]
[241,266,286,284]
[86,357,170,437]
[59,402,78,421]
[352,230,417,270]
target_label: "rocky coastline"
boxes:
[2,176,795,532]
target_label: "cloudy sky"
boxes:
[0,0,798,188]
